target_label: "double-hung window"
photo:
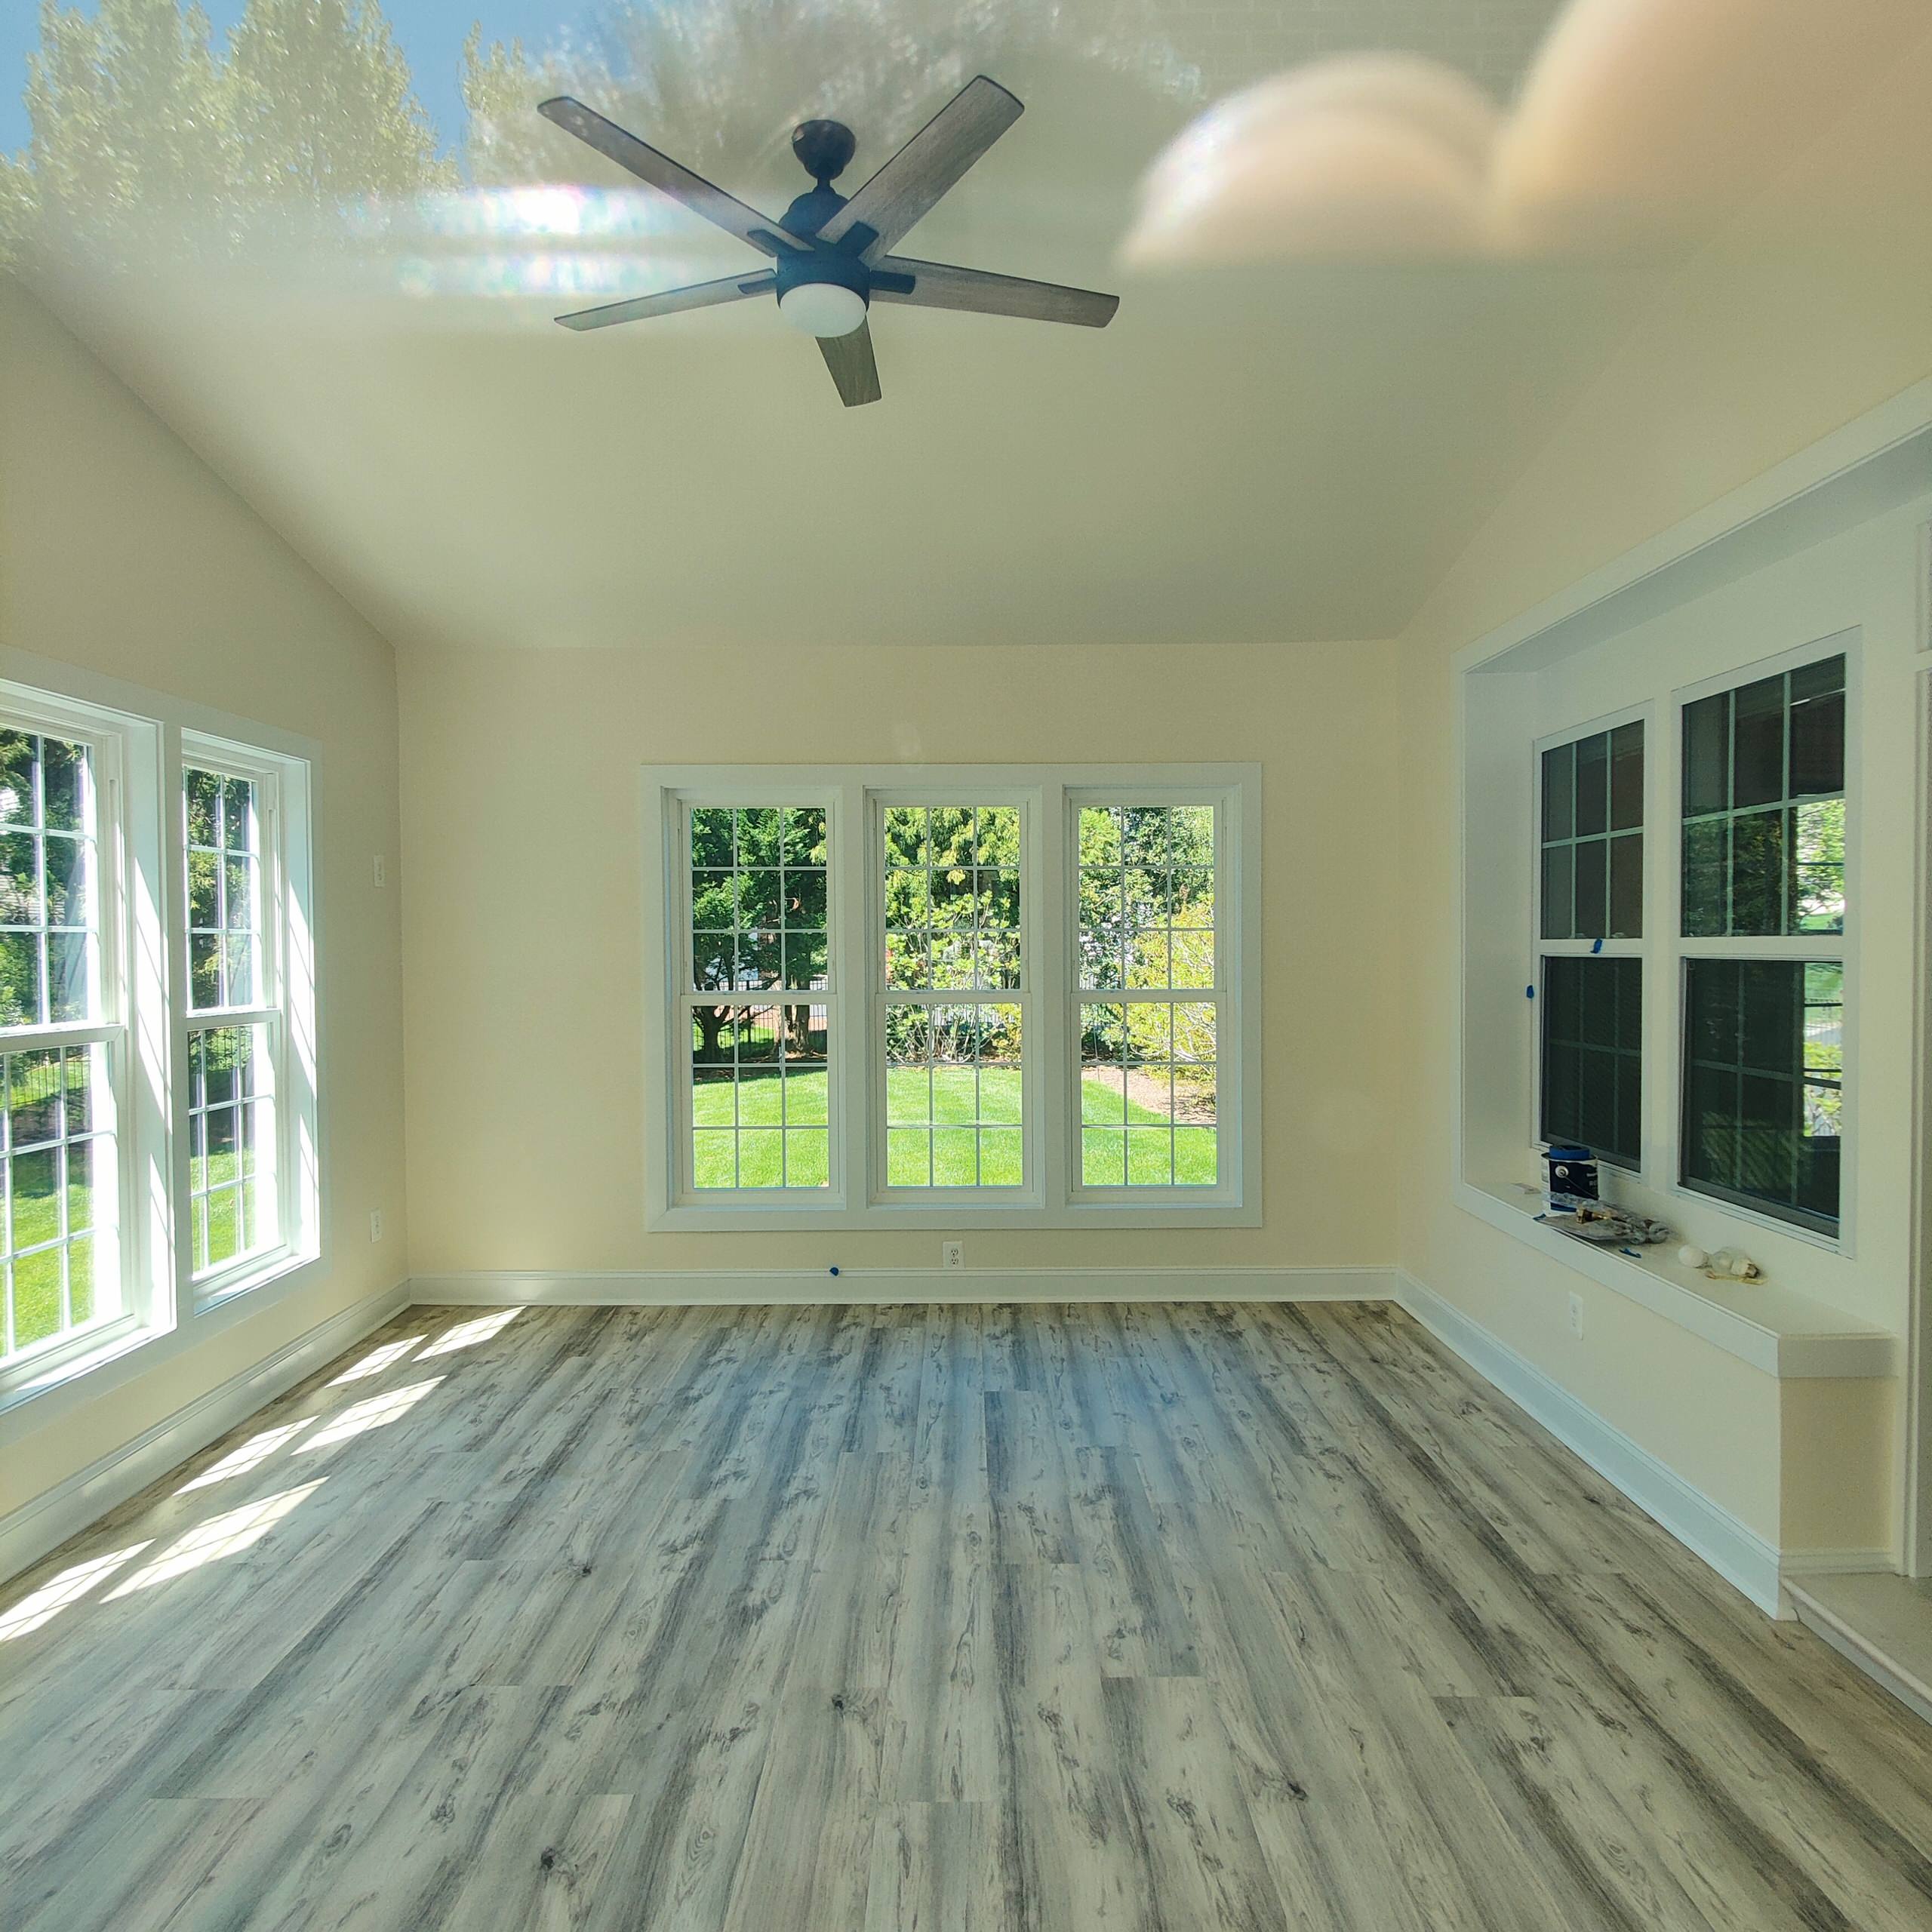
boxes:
[1678,653,1846,1234]
[0,672,319,1403]
[0,709,125,1368]
[178,743,315,1296]
[650,765,1257,1227]
[1536,720,1645,1170]
[1527,646,1850,1244]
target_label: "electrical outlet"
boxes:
[373,854,388,888]
[370,1209,384,1244]
[942,1240,964,1270]
[1567,1291,1584,1339]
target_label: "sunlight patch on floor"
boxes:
[298,1378,441,1451]
[105,1485,322,1599]
[176,1419,315,1494]
[0,1543,154,1641]
[329,1337,425,1385]
[418,1309,522,1358]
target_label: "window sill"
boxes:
[0,1317,158,1420]
[651,1198,1262,1233]
[191,1244,321,1318]
[1456,1177,1896,1378]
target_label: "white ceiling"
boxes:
[11,1,1922,651]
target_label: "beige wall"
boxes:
[1393,42,1932,1555]
[0,282,408,1521]
[398,639,1402,1278]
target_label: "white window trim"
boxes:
[0,650,323,1419]
[642,762,1261,1232]
[1515,634,1858,1255]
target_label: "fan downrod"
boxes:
[792,119,856,186]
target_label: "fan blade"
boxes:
[538,97,810,256]
[869,256,1118,328]
[555,272,774,331]
[818,322,881,407]
[817,76,1022,257]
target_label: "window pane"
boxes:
[186,1025,277,1270]
[1574,838,1607,940]
[1540,743,1574,843]
[1682,958,1839,1231]
[1080,999,1216,1188]
[185,767,263,1012]
[1574,734,1609,838]
[1680,660,1845,937]
[1543,843,1573,940]
[689,1003,829,1190]
[1540,957,1641,1169]
[691,804,831,999]
[0,731,99,1027]
[1731,675,1786,808]
[882,1003,1023,1189]
[1608,721,1644,832]
[2,1044,115,1361]
[1608,833,1644,939]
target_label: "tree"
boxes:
[226,0,451,208]
[1,0,451,266]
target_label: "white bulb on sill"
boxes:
[1678,1244,1709,1270]
[778,282,868,337]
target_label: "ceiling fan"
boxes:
[537,76,1118,407]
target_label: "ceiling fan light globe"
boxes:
[778,282,869,338]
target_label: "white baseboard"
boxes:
[1779,1548,1897,1579]
[1395,1270,1787,1617]
[0,1279,411,1589]
[406,1265,1399,1308]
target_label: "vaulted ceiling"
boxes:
[8,1,1927,651]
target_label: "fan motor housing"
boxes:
[774,245,870,307]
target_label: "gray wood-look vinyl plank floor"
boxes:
[3,1300,1930,1931]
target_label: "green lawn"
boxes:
[693,1067,1217,1189]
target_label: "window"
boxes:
[1,722,120,1364]
[882,805,1024,1191]
[650,766,1257,1227]
[1677,652,1847,1234]
[1536,719,1644,1171]
[0,681,318,1401]
[181,759,284,1283]
[686,804,832,1192]
[1077,804,1218,1187]
[1540,957,1641,1169]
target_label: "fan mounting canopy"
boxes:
[792,118,857,186]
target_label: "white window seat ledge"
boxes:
[1457,1179,1899,1380]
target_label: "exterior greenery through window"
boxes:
[1,726,112,1360]
[183,765,277,1277]
[884,807,1024,1189]
[1678,654,1847,1232]
[660,770,1248,1219]
[689,806,829,1190]
[1078,804,1217,1187]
